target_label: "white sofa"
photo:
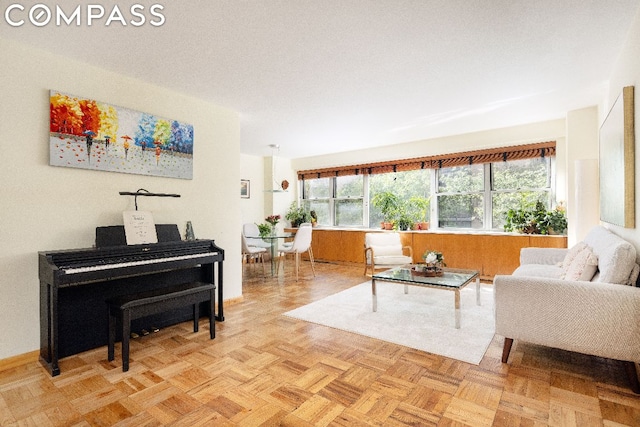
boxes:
[364,232,413,276]
[494,225,640,393]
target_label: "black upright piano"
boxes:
[38,224,224,376]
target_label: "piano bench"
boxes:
[107,281,216,372]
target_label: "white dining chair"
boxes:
[241,233,266,277]
[242,223,271,249]
[280,222,311,250]
[276,224,316,281]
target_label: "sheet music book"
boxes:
[122,211,158,245]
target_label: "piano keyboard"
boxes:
[63,252,218,274]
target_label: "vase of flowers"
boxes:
[422,250,445,275]
[265,214,281,236]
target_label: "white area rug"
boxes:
[284,281,495,364]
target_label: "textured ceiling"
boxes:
[2,0,638,158]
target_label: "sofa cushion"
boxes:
[512,264,563,279]
[583,226,637,285]
[561,241,587,271]
[563,246,598,281]
[365,233,402,247]
[371,244,403,257]
[373,255,413,265]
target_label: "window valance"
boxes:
[297,141,556,180]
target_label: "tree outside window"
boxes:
[335,175,363,226]
[437,164,484,229]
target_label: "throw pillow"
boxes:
[561,241,587,273]
[563,246,598,281]
[583,225,637,284]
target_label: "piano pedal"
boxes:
[151,326,160,333]
[141,329,150,336]
[130,332,140,339]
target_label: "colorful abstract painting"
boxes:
[49,90,194,179]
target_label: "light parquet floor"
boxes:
[1,262,640,426]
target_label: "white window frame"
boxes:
[300,156,555,231]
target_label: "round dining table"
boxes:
[246,233,294,275]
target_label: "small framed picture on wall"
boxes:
[240,179,250,198]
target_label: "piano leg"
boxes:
[217,261,224,321]
[193,302,199,332]
[108,306,116,363]
[39,282,61,376]
[204,260,224,322]
[122,310,131,372]
[209,287,216,339]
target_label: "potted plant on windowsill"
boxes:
[542,204,568,235]
[371,191,399,230]
[406,196,430,230]
[396,212,413,231]
[285,202,311,228]
[503,201,567,235]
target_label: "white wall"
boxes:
[256,155,294,232]
[239,153,300,231]
[0,37,242,360]
[566,107,600,244]
[240,153,267,223]
[605,6,640,252]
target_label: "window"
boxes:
[335,175,364,226]
[369,170,430,228]
[491,157,552,229]
[437,164,484,229]
[302,175,364,226]
[298,142,556,231]
[302,177,331,225]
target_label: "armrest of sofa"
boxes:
[494,274,640,362]
[519,247,567,265]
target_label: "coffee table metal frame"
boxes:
[371,266,481,329]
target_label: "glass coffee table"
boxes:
[371,266,480,329]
